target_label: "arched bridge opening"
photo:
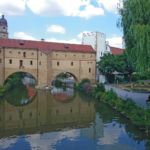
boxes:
[4,72,37,106]
[51,72,78,87]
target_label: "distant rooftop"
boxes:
[110,46,124,55]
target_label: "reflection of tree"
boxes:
[5,83,28,106]
[95,101,150,143]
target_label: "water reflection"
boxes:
[51,87,75,103]
[5,75,36,106]
[0,90,96,138]
[0,87,149,149]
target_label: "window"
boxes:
[0,50,1,53]
[57,62,59,66]
[89,68,91,73]
[18,51,20,54]
[20,60,23,67]
[9,51,12,54]
[71,62,73,66]
[9,59,12,64]
[40,52,42,56]
[23,52,26,57]
[39,61,41,65]
[32,52,34,55]
[30,60,33,65]
[0,59,1,63]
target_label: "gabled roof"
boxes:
[110,46,124,55]
[0,38,95,54]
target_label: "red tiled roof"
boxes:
[110,46,124,55]
[0,38,95,54]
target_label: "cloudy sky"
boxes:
[0,0,123,48]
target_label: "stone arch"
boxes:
[55,72,78,82]
[52,71,78,82]
[51,71,78,86]
[4,71,37,85]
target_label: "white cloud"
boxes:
[97,0,121,13]
[46,37,80,44]
[26,130,80,150]
[46,31,92,44]
[47,25,66,34]
[13,32,37,40]
[0,0,26,15]
[26,0,104,19]
[78,4,104,19]
[107,35,123,48]
[98,124,122,145]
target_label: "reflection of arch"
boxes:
[4,71,37,85]
[51,87,76,103]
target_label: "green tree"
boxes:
[119,0,150,72]
[97,53,134,82]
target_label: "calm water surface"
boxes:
[0,86,149,150]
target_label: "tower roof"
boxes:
[0,15,8,27]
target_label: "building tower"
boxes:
[82,31,110,82]
[0,15,8,39]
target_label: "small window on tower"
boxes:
[9,59,12,64]
[30,60,33,65]
[57,62,59,66]
[89,68,91,73]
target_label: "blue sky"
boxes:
[0,0,123,48]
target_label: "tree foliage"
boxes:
[97,53,134,82]
[119,0,150,72]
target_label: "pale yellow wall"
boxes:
[4,48,38,83]
[0,48,4,85]
[0,47,96,86]
[38,51,48,86]
[50,51,96,83]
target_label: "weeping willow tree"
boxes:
[119,0,150,72]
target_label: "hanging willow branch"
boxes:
[119,0,150,72]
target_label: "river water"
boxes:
[0,85,149,150]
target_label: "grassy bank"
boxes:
[76,80,150,131]
[93,84,150,130]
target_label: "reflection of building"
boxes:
[0,15,96,87]
[0,90,103,139]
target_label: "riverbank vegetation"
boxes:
[77,79,150,131]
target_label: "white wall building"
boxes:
[82,31,110,82]
[82,31,110,62]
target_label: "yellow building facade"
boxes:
[0,15,96,87]
[0,40,96,87]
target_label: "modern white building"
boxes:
[82,31,110,62]
[82,31,110,82]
